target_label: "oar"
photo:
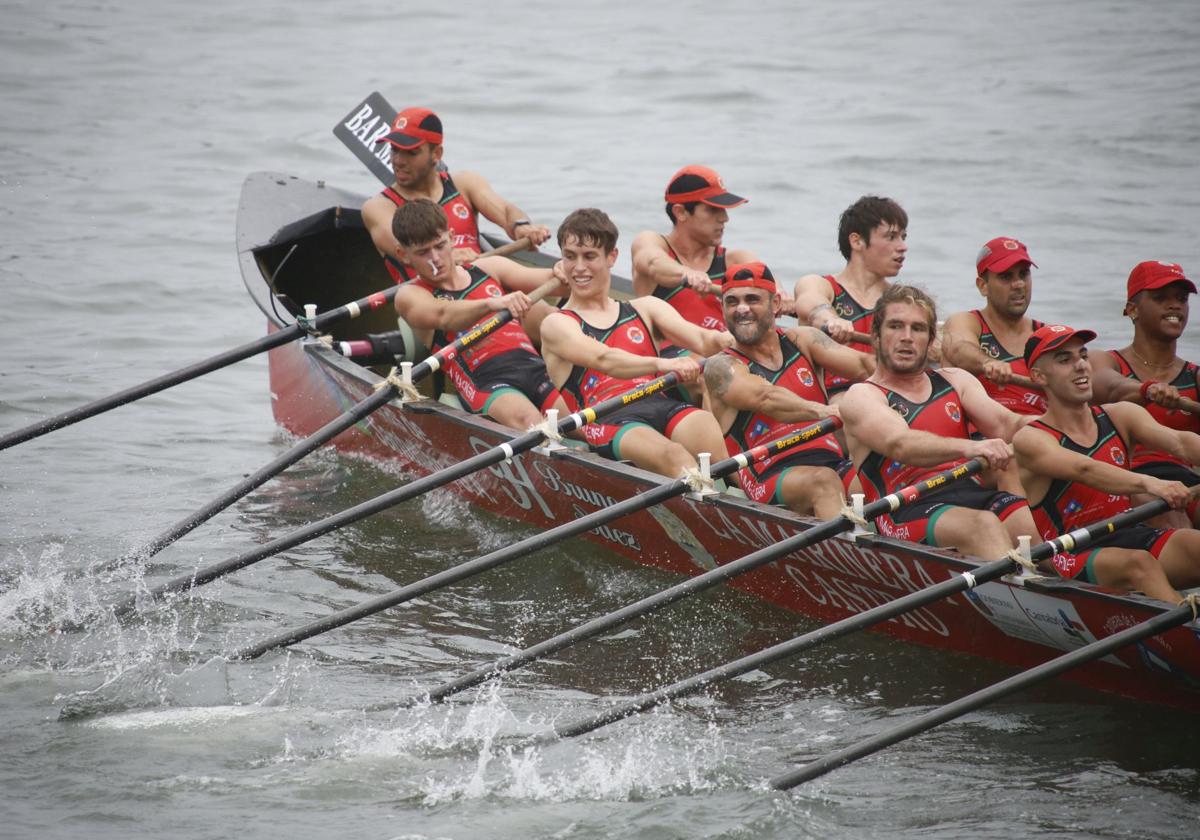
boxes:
[552,498,1174,741]
[772,558,1196,787]
[111,275,559,565]
[0,285,402,453]
[229,418,841,661]
[410,459,985,709]
[102,366,692,622]
[998,373,1200,415]
[819,325,874,346]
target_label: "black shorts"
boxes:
[461,352,560,415]
[583,396,699,461]
[877,482,1027,547]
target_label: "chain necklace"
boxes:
[1129,346,1176,371]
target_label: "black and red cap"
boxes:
[665,165,747,208]
[1023,324,1097,368]
[377,107,444,149]
[976,236,1037,275]
[723,261,777,295]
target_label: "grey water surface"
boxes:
[2,1,1199,838]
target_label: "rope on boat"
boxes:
[838,504,871,531]
[373,366,421,402]
[1185,592,1200,621]
[527,412,564,444]
[1004,546,1039,575]
[680,464,715,496]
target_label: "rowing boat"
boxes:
[236,169,1200,711]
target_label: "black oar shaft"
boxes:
[134,384,396,560]
[771,600,1196,790]
[420,458,985,706]
[231,418,843,660]
[108,426,543,619]
[0,286,398,452]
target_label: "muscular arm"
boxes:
[1014,421,1176,499]
[454,170,550,246]
[540,311,692,382]
[1087,350,1139,404]
[633,295,733,356]
[840,381,1006,468]
[940,311,992,374]
[474,255,567,296]
[361,194,399,260]
[788,326,875,382]
[1108,401,1200,465]
[704,353,837,424]
[395,283,525,333]
[792,273,837,329]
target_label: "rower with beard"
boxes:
[942,237,1046,415]
[362,107,551,282]
[630,165,759,337]
[540,208,732,479]
[704,262,874,518]
[1091,261,1200,528]
[793,196,911,399]
[1013,325,1200,603]
[391,199,569,431]
[839,284,1040,559]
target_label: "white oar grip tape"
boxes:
[500,442,515,463]
[345,301,362,318]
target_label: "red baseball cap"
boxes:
[976,237,1037,275]
[665,165,747,208]
[1023,324,1097,368]
[377,107,444,149]
[1126,260,1196,300]
[723,262,777,295]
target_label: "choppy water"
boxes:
[3,1,1200,838]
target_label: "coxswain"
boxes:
[630,165,758,337]
[1013,324,1200,602]
[942,236,1046,415]
[1090,260,1200,527]
[839,284,1040,559]
[793,195,910,398]
[362,107,551,282]
[391,199,568,431]
[539,208,732,478]
[704,262,874,518]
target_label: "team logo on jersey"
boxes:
[486,284,502,297]
[798,368,814,388]
[984,342,1001,359]
[835,301,854,317]
[452,203,471,220]
[751,419,771,439]
[627,326,646,345]
[584,373,601,393]
[1110,445,1126,466]
[886,460,902,475]
[945,401,962,423]
[1065,499,1083,516]
[891,401,910,419]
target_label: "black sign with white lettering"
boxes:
[333,91,398,186]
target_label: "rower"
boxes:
[630,165,758,336]
[942,236,1046,415]
[539,208,732,478]
[390,199,568,430]
[704,262,874,518]
[792,195,909,399]
[839,284,1040,559]
[1014,324,1200,602]
[361,106,551,282]
[1090,260,1200,527]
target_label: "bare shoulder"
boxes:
[361,193,392,222]
[794,272,834,297]
[704,352,739,395]
[839,381,884,418]
[942,310,982,337]
[631,229,667,254]
[1089,348,1120,371]
[726,247,758,264]
[938,366,982,390]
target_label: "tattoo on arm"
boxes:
[811,330,835,349]
[705,354,735,398]
[809,302,833,325]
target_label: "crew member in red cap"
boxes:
[704,262,873,517]
[390,199,569,431]
[942,236,1047,415]
[361,106,551,283]
[630,165,759,338]
[540,208,732,478]
[1091,260,1200,527]
[793,196,910,400]
[1014,324,1200,603]
[839,284,1040,559]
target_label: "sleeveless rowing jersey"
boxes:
[379,171,482,282]
[412,264,535,371]
[721,329,845,474]
[824,275,875,393]
[1027,407,1132,536]
[560,302,658,410]
[972,310,1046,415]
[858,371,971,500]
[1109,350,1200,468]
[651,237,727,332]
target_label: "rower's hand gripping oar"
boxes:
[770,499,1198,790]
[0,285,402,453]
[109,271,556,565]
[408,458,986,710]
[102,363,692,622]
[229,417,842,661]
[553,496,1178,742]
